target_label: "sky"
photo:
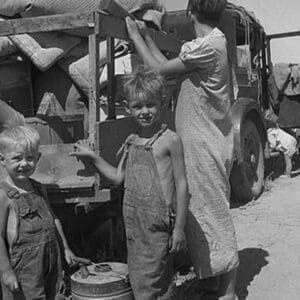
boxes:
[162,0,300,63]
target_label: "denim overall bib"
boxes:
[122,125,175,300]
[0,181,62,300]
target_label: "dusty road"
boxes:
[176,159,300,300]
[232,165,300,300]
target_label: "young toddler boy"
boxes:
[265,110,297,178]
[70,67,190,299]
[0,125,75,299]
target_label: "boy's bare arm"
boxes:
[169,134,189,252]
[54,218,76,265]
[69,141,125,185]
[93,152,126,186]
[42,187,76,266]
[0,192,19,290]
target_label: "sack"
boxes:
[9,32,81,72]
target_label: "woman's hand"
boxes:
[135,19,147,36]
[69,140,96,162]
[169,228,187,253]
[2,270,19,292]
[125,17,147,39]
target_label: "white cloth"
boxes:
[267,127,297,157]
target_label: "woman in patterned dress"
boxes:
[126,0,239,298]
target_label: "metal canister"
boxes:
[71,262,134,300]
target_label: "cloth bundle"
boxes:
[0,0,32,16]
[273,63,300,97]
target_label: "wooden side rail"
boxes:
[0,13,182,53]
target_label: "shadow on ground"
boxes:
[235,248,269,300]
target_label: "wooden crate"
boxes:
[26,115,84,145]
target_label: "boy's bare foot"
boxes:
[279,174,291,179]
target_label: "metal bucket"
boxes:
[71,262,134,300]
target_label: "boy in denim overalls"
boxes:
[0,126,75,299]
[70,67,190,299]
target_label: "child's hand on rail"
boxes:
[69,140,96,162]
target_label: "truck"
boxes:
[0,2,279,261]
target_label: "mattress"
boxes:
[22,0,157,16]
[21,0,161,36]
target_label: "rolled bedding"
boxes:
[21,0,159,16]
[20,0,164,36]
[0,0,32,17]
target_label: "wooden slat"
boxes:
[107,36,116,119]
[0,13,93,36]
[47,189,111,204]
[0,12,182,53]
[99,15,183,53]
[88,12,100,145]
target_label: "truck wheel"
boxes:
[230,119,264,202]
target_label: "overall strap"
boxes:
[116,133,136,158]
[0,182,20,200]
[145,124,168,148]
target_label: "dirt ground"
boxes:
[176,157,300,300]
[232,158,300,300]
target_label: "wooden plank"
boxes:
[88,12,100,145]
[0,12,182,53]
[106,37,116,119]
[47,189,111,204]
[99,15,183,53]
[36,92,65,117]
[0,13,93,36]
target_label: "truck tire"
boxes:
[230,119,264,202]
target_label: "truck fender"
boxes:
[230,97,266,164]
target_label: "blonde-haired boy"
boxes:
[70,66,190,299]
[0,125,75,299]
